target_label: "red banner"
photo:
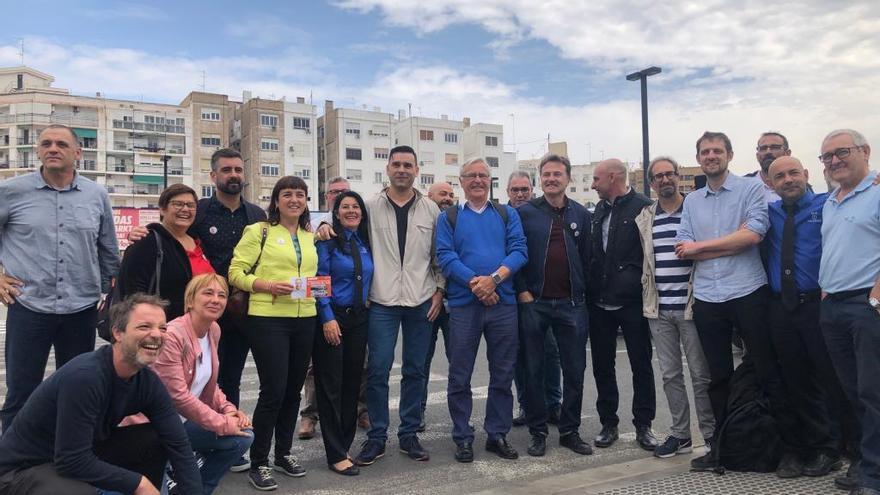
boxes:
[112,207,160,251]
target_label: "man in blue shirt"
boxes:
[763,156,855,479]
[818,129,880,495]
[0,125,120,431]
[436,157,527,463]
[675,131,788,472]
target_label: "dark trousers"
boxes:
[422,306,450,415]
[589,303,656,428]
[820,293,880,491]
[0,424,166,495]
[513,328,562,412]
[693,286,792,438]
[313,308,368,465]
[1,304,97,431]
[520,299,588,436]
[216,312,251,408]
[246,315,316,466]
[447,303,518,444]
[769,297,857,458]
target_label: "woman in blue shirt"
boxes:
[313,191,374,476]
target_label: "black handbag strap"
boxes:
[148,231,164,295]
[247,224,269,275]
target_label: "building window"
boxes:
[317,126,324,138]
[374,172,384,184]
[292,117,310,129]
[374,147,389,160]
[486,156,499,168]
[570,186,577,193]
[295,168,311,179]
[201,108,221,121]
[261,163,280,176]
[200,159,211,172]
[420,174,434,186]
[485,136,498,147]
[420,151,434,167]
[261,138,280,151]
[346,168,362,181]
[370,125,389,137]
[444,132,458,143]
[419,129,434,141]
[446,175,459,186]
[345,123,361,137]
[201,134,221,147]
[260,114,278,128]
[201,185,215,197]
[345,148,362,160]
[445,153,458,165]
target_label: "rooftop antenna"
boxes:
[19,38,25,65]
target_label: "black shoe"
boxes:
[486,437,519,459]
[512,410,527,427]
[248,465,278,491]
[329,462,360,476]
[690,451,718,472]
[354,439,386,466]
[455,442,474,463]
[547,407,561,425]
[400,436,430,461]
[560,432,593,455]
[594,425,619,448]
[527,434,546,457]
[273,454,306,477]
[635,426,659,451]
[803,452,843,477]
[836,461,860,490]
[776,453,804,479]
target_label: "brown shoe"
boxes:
[298,416,316,439]
[357,411,371,430]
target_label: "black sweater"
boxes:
[0,346,201,494]
[118,223,192,320]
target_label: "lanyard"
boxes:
[291,232,302,275]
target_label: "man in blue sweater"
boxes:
[0,294,201,495]
[435,157,528,463]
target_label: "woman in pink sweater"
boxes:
[152,273,253,494]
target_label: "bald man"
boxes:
[588,159,658,451]
[764,156,858,479]
[427,182,455,210]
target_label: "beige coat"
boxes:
[367,188,445,307]
[635,201,695,320]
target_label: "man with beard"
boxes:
[746,132,790,203]
[507,171,563,428]
[0,294,202,495]
[635,157,714,459]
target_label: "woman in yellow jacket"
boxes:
[229,175,317,491]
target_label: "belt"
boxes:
[826,287,872,302]
[770,289,821,305]
[331,303,368,315]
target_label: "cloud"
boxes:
[225,16,314,49]
[84,3,167,21]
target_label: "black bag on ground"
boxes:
[713,357,784,473]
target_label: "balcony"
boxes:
[112,120,185,134]
[0,113,99,127]
[0,161,36,169]
[105,185,161,196]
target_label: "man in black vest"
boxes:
[588,158,658,451]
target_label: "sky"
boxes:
[2,0,879,189]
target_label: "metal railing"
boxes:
[111,120,185,134]
[0,113,99,127]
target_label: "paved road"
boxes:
[0,306,702,494]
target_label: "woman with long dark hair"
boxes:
[228,176,317,491]
[313,191,373,476]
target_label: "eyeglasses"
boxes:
[756,144,786,152]
[461,173,491,180]
[168,200,197,210]
[509,187,530,193]
[651,171,678,182]
[819,147,862,164]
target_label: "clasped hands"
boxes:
[470,276,499,306]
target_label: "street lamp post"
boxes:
[626,66,661,196]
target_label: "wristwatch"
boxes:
[491,271,503,286]
[869,297,880,310]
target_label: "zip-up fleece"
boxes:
[367,188,445,307]
[635,202,695,320]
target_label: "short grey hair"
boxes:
[647,156,680,178]
[460,157,489,176]
[326,176,349,189]
[823,129,869,148]
[507,170,531,188]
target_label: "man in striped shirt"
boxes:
[636,157,714,459]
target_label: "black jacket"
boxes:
[588,188,653,306]
[118,223,193,320]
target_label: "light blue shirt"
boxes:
[676,172,769,303]
[819,170,880,293]
[0,170,119,314]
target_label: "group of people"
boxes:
[0,122,877,495]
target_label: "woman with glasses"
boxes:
[118,183,214,320]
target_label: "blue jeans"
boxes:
[447,303,518,444]
[423,306,450,414]
[514,327,562,411]
[1,303,97,431]
[184,422,253,494]
[366,300,433,442]
[519,298,588,436]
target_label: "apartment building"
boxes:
[283,97,319,209]
[629,165,703,199]
[180,91,236,200]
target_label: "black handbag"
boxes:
[225,225,268,326]
[97,233,164,342]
